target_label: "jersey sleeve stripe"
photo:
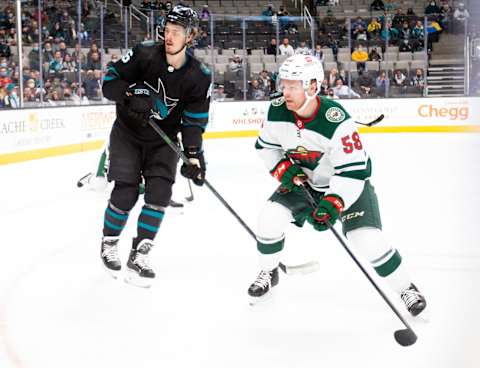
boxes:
[183,110,209,119]
[257,136,282,148]
[334,161,367,170]
[104,66,120,81]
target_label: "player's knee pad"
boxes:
[256,201,294,242]
[110,181,140,212]
[346,227,392,263]
[144,176,173,207]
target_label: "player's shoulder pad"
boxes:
[189,55,211,76]
[319,96,351,125]
[267,96,295,124]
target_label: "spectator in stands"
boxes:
[0,66,12,88]
[61,53,77,73]
[352,17,367,32]
[370,0,385,11]
[400,21,412,41]
[353,24,368,42]
[85,51,102,71]
[453,2,469,33]
[439,1,453,32]
[107,53,119,68]
[352,45,369,72]
[279,38,294,57]
[323,9,336,27]
[258,70,272,95]
[3,83,19,108]
[369,48,382,61]
[266,38,277,55]
[319,78,329,95]
[87,43,101,64]
[375,70,390,91]
[196,30,209,48]
[58,41,69,58]
[393,69,407,86]
[48,50,64,76]
[200,5,210,21]
[327,67,343,87]
[84,69,102,100]
[381,23,399,43]
[357,70,375,97]
[326,88,339,99]
[228,55,243,73]
[410,68,425,87]
[399,38,413,52]
[367,17,382,37]
[248,79,266,100]
[411,20,425,50]
[212,84,226,101]
[312,44,324,62]
[43,41,55,63]
[77,23,89,43]
[333,79,360,98]
[50,22,66,41]
[72,43,86,66]
[392,8,408,30]
[0,39,11,59]
[140,0,152,12]
[425,1,441,15]
[295,41,312,55]
[262,4,275,17]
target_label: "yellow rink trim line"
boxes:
[1,125,479,165]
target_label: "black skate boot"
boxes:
[248,267,279,305]
[400,283,427,316]
[125,239,155,288]
[168,199,184,208]
[100,236,121,278]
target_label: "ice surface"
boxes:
[0,133,479,368]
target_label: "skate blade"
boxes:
[124,270,153,289]
[248,291,274,306]
[102,265,121,280]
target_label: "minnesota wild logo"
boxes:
[287,146,323,170]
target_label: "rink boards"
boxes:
[0,97,479,165]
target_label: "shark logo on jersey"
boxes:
[144,78,179,120]
[287,146,323,170]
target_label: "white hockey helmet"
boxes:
[277,54,324,113]
[278,54,324,94]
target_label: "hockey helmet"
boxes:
[165,5,199,34]
[278,54,324,94]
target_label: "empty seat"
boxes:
[398,52,413,61]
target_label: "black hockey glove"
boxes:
[180,146,206,186]
[123,83,154,125]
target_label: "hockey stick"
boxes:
[178,138,195,202]
[297,183,417,346]
[147,118,319,276]
[354,114,385,127]
[77,172,93,188]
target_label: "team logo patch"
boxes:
[271,96,285,106]
[325,107,346,123]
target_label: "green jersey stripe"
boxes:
[334,161,367,170]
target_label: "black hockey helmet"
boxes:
[165,5,199,33]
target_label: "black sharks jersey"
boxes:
[102,41,211,145]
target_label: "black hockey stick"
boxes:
[354,114,385,127]
[297,183,417,346]
[77,172,93,188]
[147,118,319,276]
[178,138,195,202]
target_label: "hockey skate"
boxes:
[248,267,279,305]
[124,239,156,288]
[400,283,427,316]
[100,236,121,279]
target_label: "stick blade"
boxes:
[394,328,417,346]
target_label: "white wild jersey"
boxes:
[255,95,372,209]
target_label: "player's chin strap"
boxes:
[295,87,320,116]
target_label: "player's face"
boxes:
[164,23,189,55]
[280,79,306,112]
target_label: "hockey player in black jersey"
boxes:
[100,5,211,287]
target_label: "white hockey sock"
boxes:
[259,252,282,272]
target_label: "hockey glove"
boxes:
[180,146,206,186]
[124,83,154,125]
[307,194,344,232]
[270,159,307,192]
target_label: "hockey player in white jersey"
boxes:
[248,54,426,316]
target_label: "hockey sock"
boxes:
[257,236,285,270]
[103,202,129,237]
[133,204,165,249]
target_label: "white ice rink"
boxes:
[0,132,479,368]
